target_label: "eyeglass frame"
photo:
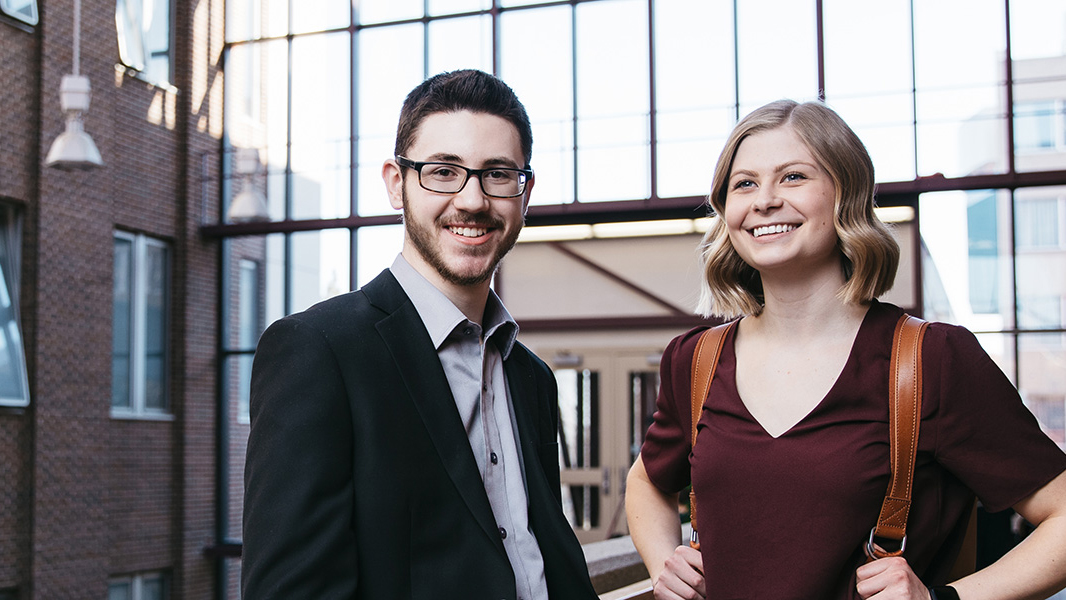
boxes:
[395,156,533,199]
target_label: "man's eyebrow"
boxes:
[422,153,521,169]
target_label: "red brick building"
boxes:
[0,0,225,597]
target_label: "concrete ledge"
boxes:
[582,524,692,595]
[582,534,648,594]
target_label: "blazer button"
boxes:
[490,452,498,465]
[499,527,507,539]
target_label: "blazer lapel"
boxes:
[505,348,560,512]
[372,283,505,555]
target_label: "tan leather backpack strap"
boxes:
[688,320,736,550]
[867,314,929,560]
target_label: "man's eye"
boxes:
[484,170,517,182]
[427,166,461,179]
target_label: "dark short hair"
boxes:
[394,69,533,168]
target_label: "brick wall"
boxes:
[0,0,226,595]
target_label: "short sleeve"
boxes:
[639,328,708,494]
[927,323,1066,512]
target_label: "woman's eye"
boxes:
[783,172,807,182]
[732,180,754,190]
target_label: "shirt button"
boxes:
[499,527,507,539]
[464,327,473,336]
[490,452,498,465]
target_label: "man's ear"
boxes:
[382,159,405,210]
[521,172,535,215]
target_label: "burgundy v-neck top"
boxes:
[640,301,1066,599]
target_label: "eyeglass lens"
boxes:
[419,163,525,197]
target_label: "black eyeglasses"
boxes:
[396,156,532,198]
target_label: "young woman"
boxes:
[625,100,1066,600]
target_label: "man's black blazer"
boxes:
[242,269,598,599]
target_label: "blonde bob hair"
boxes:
[697,99,899,318]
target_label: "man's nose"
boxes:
[452,173,491,212]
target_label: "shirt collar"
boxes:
[390,254,519,359]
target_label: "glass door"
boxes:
[554,351,660,543]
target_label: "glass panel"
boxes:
[116,0,171,83]
[976,331,1016,385]
[112,237,133,409]
[289,229,351,314]
[356,24,424,216]
[225,0,257,42]
[236,353,254,423]
[262,39,290,220]
[356,224,403,288]
[0,0,38,26]
[1016,187,1066,330]
[823,0,915,182]
[359,0,422,24]
[141,576,165,600]
[263,0,288,39]
[628,370,659,464]
[264,233,286,324]
[919,190,1015,330]
[291,0,349,35]
[108,582,131,600]
[144,243,168,411]
[500,6,574,205]
[1019,333,1066,449]
[239,260,262,349]
[654,0,735,198]
[427,15,492,75]
[0,209,28,406]
[560,483,600,531]
[736,0,818,113]
[428,0,490,15]
[224,44,259,135]
[557,367,601,531]
[576,0,650,202]
[1010,0,1066,172]
[557,368,600,470]
[913,0,1006,177]
[291,32,352,220]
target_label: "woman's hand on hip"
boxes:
[653,544,706,600]
[855,556,932,600]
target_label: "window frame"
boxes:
[0,0,38,26]
[112,231,172,420]
[108,571,169,600]
[116,0,174,85]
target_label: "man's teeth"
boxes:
[450,226,488,238]
[753,224,796,238]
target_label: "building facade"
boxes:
[1,1,1065,599]
[0,0,225,597]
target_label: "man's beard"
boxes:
[402,186,523,286]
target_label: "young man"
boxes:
[242,69,598,600]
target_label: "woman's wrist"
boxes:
[927,585,960,600]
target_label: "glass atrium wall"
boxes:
[214,2,1066,555]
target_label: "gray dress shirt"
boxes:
[391,255,549,600]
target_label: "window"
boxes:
[1016,196,1063,250]
[1015,101,1064,152]
[0,204,29,407]
[108,572,168,600]
[116,0,172,84]
[0,0,37,25]
[237,259,261,422]
[112,232,170,417]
